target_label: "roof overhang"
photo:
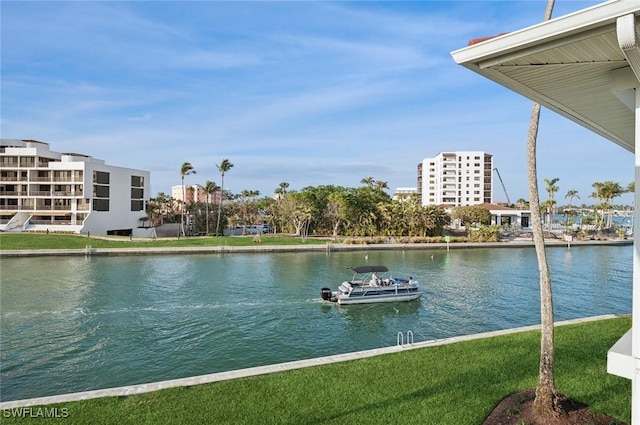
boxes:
[451,0,640,152]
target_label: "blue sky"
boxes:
[1,1,634,205]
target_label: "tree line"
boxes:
[145,160,450,238]
[144,161,632,238]
[515,178,633,230]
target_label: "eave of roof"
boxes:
[450,0,640,152]
[452,0,637,66]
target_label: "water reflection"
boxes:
[336,301,422,324]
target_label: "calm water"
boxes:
[0,245,632,402]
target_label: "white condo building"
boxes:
[0,139,150,236]
[417,151,493,207]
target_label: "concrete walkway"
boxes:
[0,314,625,409]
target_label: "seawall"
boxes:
[0,238,632,258]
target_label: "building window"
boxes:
[1,156,19,167]
[131,200,144,211]
[93,171,110,184]
[20,157,36,167]
[131,175,144,187]
[93,199,109,211]
[93,185,110,198]
[131,188,144,199]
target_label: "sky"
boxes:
[1,0,635,205]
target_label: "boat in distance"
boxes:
[320,265,423,305]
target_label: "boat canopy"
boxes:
[348,266,389,274]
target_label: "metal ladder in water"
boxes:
[396,330,414,347]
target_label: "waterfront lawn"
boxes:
[2,317,631,425]
[0,233,329,250]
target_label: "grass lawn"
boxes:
[0,233,330,250]
[1,317,631,424]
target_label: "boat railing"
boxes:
[397,330,414,347]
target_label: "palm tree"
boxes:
[591,182,605,229]
[564,189,580,229]
[543,177,559,230]
[591,181,624,229]
[360,176,375,187]
[599,181,624,229]
[515,198,528,210]
[203,180,219,235]
[180,162,196,237]
[527,1,558,416]
[375,180,389,191]
[564,189,579,206]
[215,159,234,236]
[274,182,289,198]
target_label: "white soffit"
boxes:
[451,0,640,153]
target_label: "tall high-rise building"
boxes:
[417,151,493,207]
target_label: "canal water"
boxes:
[0,244,632,402]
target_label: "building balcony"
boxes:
[11,191,82,197]
[30,219,73,225]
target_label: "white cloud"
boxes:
[1,0,628,203]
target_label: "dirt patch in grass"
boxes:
[482,390,626,425]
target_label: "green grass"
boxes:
[0,233,331,250]
[0,317,631,424]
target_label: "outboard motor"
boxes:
[320,287,333,301]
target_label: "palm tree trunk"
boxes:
[528,103,559,416]
[205,196,209,235]
[181,177,185,237]
[525,0,559,416]
[216,176,224,236]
